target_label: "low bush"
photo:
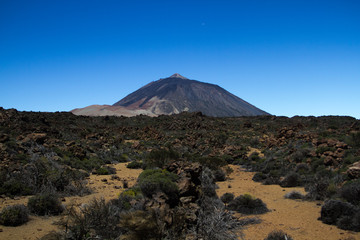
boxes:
[227,194,269,214]
[138,169,179,203]
[59,198,122,239]
[195,156,227,171]
[221,193,235,205]
[28,193,64,216]
[213,169,226,181]
[263,176,280,185]
[0,179,33,196]
[340,180,360,205]
[306,178,331,200]
[320,200,355,225]
[0,204,29,226]
[320,200,360,232]
[295,163,310,174]
[252,172,267,182]
[280,172,302,187]
[96,166,116,175]
[337,212,360,231]
[119,210,161,239]
[126,161,143,169]
[39,231,63,240]
[111,187,144,211]
[144,148,179,169]
[284,191,304,200]
[264,230,293,240]
[320,199,360,231]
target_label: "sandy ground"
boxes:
[0,163,142,240]
[216,165,360,240]
[0,163,359,240]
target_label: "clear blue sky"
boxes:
[1,0,359,118]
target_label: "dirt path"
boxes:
[216,165,359,240]
[1,163,359,240]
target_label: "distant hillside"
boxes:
[72,73,269,117]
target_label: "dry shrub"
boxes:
[58,198,122,239]
[284,191,304,200]
[119,210,161,240]
[0,204,29,226]
[264,230,294,240]
[28,193,64,216]
[227,193,269,215]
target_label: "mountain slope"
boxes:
[72,73,269,117]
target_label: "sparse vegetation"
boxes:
[0,204,29,226]
[1,108,360,237]
[320,199,360,232]
[280,172,302,187]
[227,193,269,214]
[264,230,294,240]
[221,192,235,205]
[138,169,179,203]
[28,193,64,216]
[58,198,122,239]
[340,179,360,205]
[96,165,116,175]
[126,161,142,169]
[284,191,304,200]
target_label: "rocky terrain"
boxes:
[1,107,360,239]
[72,74,269,117]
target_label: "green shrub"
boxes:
[213,169,226,181]
[96,166,116,175]
[340,180,360,205]
[0,204,29,226]
[264,230,294,240]
[316,146,336,155]
[227,193,269,214]
[111,187,143,211]
[144,148,179,169]
[28,193,64,216]
[220,193,235,205]
[280,172,302,187]
[195,156,227,170]
[119,210,161,239]
[252,172,267,182]
[346,132,360,148]
[126,161,143,169]
[320,199,360,232]
[0,179,33,196]
[138,169,179,202]
[249,152,261,162]
[306,178,332,200]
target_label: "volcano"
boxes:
[72,73,269,117]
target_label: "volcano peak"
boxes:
[169,73,188,79]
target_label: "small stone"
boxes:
[101,178,108,182]
[37,229,42,231]
[0,228,3,232]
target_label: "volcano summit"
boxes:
[72,74,269,117]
